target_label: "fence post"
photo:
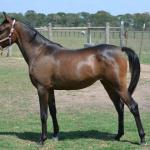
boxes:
[87,23,91,44]
[48,23,52,40]
[139,23,145,60]
[120,21,125,47]
[105,22,110,44]
[7,46,11,57]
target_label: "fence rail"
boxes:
[36,22,125,47]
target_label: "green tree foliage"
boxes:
[90,11,117,26]
[25,10,38,26]
[133,13,150,30]
[0,11,150,30]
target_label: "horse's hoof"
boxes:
[115,132,124,141]
[39,140,44,145]
[115,135,120,141]
[140,141,147,146]
[39,136,47,145]
[52,134,59,141]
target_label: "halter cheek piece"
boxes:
[0,19,16,46]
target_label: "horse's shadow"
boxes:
[0,130,114,142]
[0,130,139,145]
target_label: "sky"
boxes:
[0,0,150,15]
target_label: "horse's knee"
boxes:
[41,112,48,123]
[118,102,124,113]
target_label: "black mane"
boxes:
[23,21,63,48]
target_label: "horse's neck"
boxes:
[16,23,49,64]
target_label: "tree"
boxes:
[78,12,90,26]
[25,10,38,27]
[90,11,117,26]
[133,13,150,30]
[117,14,134,29]
[65,13,80,26]
[36,13,47,27]
[57,12,67,26]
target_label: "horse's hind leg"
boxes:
[101,80,124,141]
[118,88,146,144]
[48,90,59,140]
[128,97,145,144]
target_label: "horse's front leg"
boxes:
[48,90,59,140]
[37,85,49,144]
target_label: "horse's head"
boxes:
[0,12,17,48]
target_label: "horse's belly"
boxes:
[52,79,97,90]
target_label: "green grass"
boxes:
[0,111,150,150]
[0,58,150,149]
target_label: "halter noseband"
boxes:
[0,19,16,46]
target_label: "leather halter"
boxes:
[0,19,16,46]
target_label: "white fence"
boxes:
[36,22,125,47]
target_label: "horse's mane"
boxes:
[22,21,63,48]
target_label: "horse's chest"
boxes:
[29,60,54,86]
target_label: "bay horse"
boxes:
[0,13,146,145]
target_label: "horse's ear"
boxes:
[3,12,7,20]
[3,12,12,22]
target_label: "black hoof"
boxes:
[140,139,147,145]
[115,133,123,141]
[115,136,120,141]
[39,135,47,145]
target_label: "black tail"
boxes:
[122,47,140,95]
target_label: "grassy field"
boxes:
[0,58,150,150]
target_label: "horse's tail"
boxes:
[122,47,140,95]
